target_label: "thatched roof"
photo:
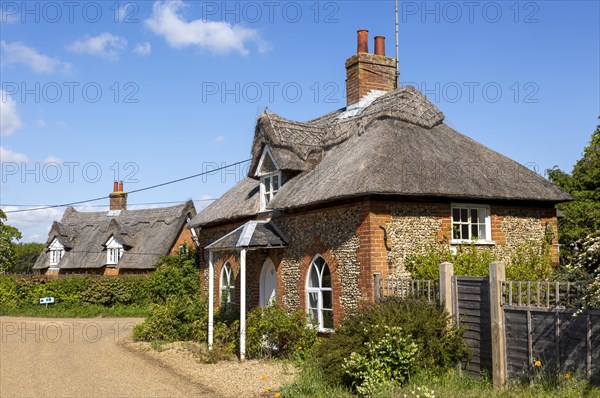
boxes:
[33,201,196,270]
[190,87,571,228]
[247,86,444,174]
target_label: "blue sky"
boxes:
[1,0,598,242]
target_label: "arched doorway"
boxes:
[259,258,278,307]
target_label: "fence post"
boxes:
[373,273,381,301]
[439,262,454,321]
[490,261,507,389]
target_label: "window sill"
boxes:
[318,328,334,334]
[450,240,496,246]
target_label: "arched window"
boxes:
[220,262,235,305]
[306,255,333,331]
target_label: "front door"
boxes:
[259,258,278,307]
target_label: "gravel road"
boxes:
[0,317,215,398]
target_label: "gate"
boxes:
[453,276,492,377]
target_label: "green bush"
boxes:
[145,254,199,304]
[243,304,317,360]
[133,295,207,342]
[342,325,418,396]
[80,276,147,306]
[313,297,469,388]
[0,275,19,308]
[406,242,554,280]
[133,251,212,343]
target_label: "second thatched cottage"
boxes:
[189,30,571,356]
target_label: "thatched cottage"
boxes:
[34,182,197,275]
[189,30,571,356]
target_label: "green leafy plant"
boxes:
[343,325,418,396]
[406,242,554,281]
[145,253,199,304]
[313,297,468,388]
[243,303,317,360]
[133,295,207,342]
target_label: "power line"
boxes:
[3,159,251,214]
[1,199,218,208]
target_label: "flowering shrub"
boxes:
[342,325,418,397]
[564,232,600,310]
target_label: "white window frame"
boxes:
[105,236,124,265]
[220,262,235,305]
[450,204,494,245]
[48,238,64,268]
[306,254,334,332]
[260,172,281,210]
[255,146,282,211]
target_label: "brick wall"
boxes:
[168,224,197,255]
[199,199,560,326]
[345,53,397,106]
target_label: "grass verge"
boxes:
[281,366,600,398]
[0,303,150,318]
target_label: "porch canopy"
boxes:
[206,220,287,360]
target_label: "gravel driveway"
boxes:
[0,317,215,398]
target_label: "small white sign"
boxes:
[39,297,55,304]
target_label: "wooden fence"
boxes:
[502,280,599,383]
[373,262,600,388]
[374,274,439,304]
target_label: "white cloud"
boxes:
[0,147,29,163]
[74,203,108,212]
[0,91,22,136]
[67,33,127,60]
[214,135,225,143]
[0,41,72,74]
[36,119,46,128]
[44,156,62,164]
[133,42,152,56]
[145,0,269,55]
[2,206,63,242]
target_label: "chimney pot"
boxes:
[357,29,369,53]
[374,36,385,56]
[109,181,127,211]
[345,29,397,107]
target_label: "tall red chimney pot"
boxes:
[118,181,124,192]
[357,29,369,53]
[113,181,119,192]
[374,36,385,56]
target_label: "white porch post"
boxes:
[208,250,214,350]
[240,248,247,361]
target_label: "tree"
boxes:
[12,242,44,274]
[0,210,22,273]
[547,118,600,247]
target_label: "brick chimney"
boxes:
[345,29,397,107]
[109,181,127,211]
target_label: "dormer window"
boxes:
[48,238,64,267]
[255,146,281,211]
[105,236,124,265]
[261,173,280,209]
